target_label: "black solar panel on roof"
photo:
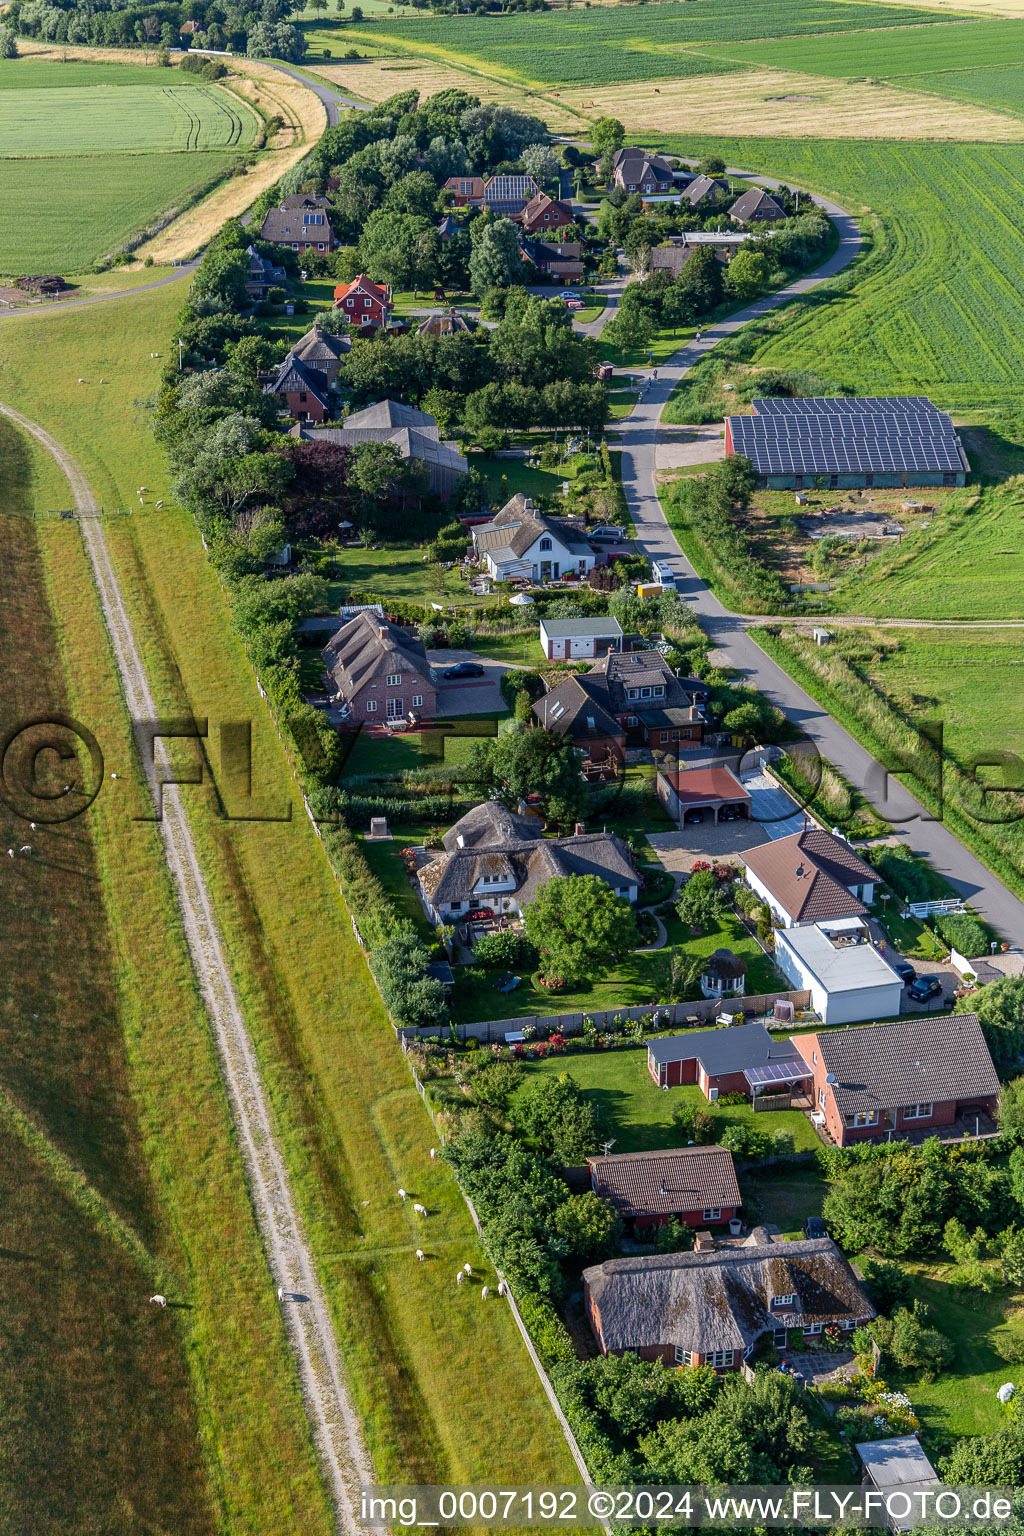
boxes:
[728,407,964,476]
[752,396,942,417]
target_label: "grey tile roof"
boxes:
[263,356,330,408]
[682,173,730,207]
[588,1146,741,1219]
[288,323,349,368]
[533,675,623,743]
[419,831,635,908]
[856,1437,939,1489]
[585,1233,875,1355]
[730,187,785,222]
[322,610,432,699]
[647,1022,803,1077]
[816,1012,999,1116]
[592,649,703,716]
[541,618,624,639]
[346,400,436,432]
[260,206,335,244]
[474,497,589,560]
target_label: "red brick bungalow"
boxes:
[584,1228,875,1371]
[646,1022,811,1102]
[792,1012,1000,1146]
[588,1146,741,1231]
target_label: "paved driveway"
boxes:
[648,820,770,872]
[428,648,510,717]
[742,772,809,840]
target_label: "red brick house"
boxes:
[322,611,436,723]
[261,356,330,422]
[443,175,486,206]
[531,673,626,774]
[518,192,575,235]
[588,1146,741,1231]
[792,1012,1001,1146]
[260,197,336,253]
[333,273,391,330]
[584,1228,875,1370]
[729,187,786,225]
[646,1022,811,1102]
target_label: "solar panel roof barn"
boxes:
[724,397,968,481]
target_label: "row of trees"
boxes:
[11,0,307,56]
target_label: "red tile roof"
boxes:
[743,827,872,923]
[660,764,749,805]
[588,1146,740,1219]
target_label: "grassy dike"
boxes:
[0,288,577,1484]
[0,419,331,1533]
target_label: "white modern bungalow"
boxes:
[774,917,904,1026]
[472,494,595,583]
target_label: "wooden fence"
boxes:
[397,990,812,1045]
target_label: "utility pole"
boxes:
[176,337,185,371]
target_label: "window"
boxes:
[318,243,325,252]
[386,698,403,719]
[386,674,402,686]
[640,686,652,699]
[652,685,665,697]
[412,695,423,708]
[818,1088,827,1109]
[299,393,307,403]
[539,537,552,551]
[703,1207,721,1222]
[847,1110,880,1128]
[812,1051,818,1064]
[904,1103,933,1120]
[365,700,377,713]
[627,715,638,727]
[804,1323,823,1336]
[773,1294,796,1309]
[364,297,371,307]
[660,732,669,744]
[627,688,639,700]
[708,1350,734,1370]
[673,1346,692,1366]
[346,298,354,307]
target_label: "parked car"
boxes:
[892,960,916,985]
[907,974,943,1003]
[803,1216,827,1240]
[466,907,495,922]
[683,809,704,825]
[589,524,626,542]
[443,661,485,679]
[720,806,738,821]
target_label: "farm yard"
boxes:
[341,0,954,85]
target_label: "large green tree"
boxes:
[956,976,1024,1071]
[486,724,589,826]
[523,874,638,986]
[469,217,524,294]
[358,209,439,291]
[590,116,625,157]
[512,1072,604,1163]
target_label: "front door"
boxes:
[386,698,403,719]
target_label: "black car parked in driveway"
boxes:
[907,974,943,1003]
[443,661,485,679]
[892,960,916,985]
[803,1216,827,1240]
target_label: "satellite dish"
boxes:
[825,1073,837,1083]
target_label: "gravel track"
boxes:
[0,400,378,1536]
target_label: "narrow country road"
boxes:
[256,59,369,123]
[616,177,1024,944]
[0,401,379,1535]
[0,260,199,320]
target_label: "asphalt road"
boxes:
[617,177,1024,944]
[258,59,369,124]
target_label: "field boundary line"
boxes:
[0,399,382,1536]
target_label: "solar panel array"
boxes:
[728,396,964,477]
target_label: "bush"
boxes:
[473,929,538,969]
[935,911,989,959]
[369,921,447,1028]
[861,1259,912,1315]
[719,1124,771,1160]
[517,1290,577,1368]
[670,1101,715,1145]
[473,1059,525,1108]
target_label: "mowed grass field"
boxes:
[694,17,1024,77]
[342,0,954,84]
[657,135,1024,413]
[0,284,577,1488]
[0,61,256,271]
[0,418,332,1533]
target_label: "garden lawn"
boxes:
[738,1166,828,1237]
[889,1263,1023,1437]
[450,910,783,1024]
[521,1047,821,1153]
[327,542,492,611]
[0,281,577,1489]
[656,135,1024,414]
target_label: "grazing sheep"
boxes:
[397,1188,407,1201]
[456,1271,464,1286]
[149,1295,167,1308]
[415,1249,425,1262]
[463,1263,472,1276]
[413,1203,426,1216]
[481,1286,489,1301]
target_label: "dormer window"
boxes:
[773,1293,796,1309]
[653,685,665,697]
[627,688,639,700]
[539,537,552,551]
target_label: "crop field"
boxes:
[343,0,954,85]
[0,151,236,272]
[0,83,257,155]
[657,134,1024,413]
[694,18,1024,78]
[0,59,173,88]
[584,66,1024,139]
[897,61,1024,113]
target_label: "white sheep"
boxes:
[463,1263,472,1276]
[413,1203,426,1216]
[19,846,31,855]
[481,1286,489,1301]
[155,500,164,509]
[397,1187,407,1201]
[149,1295,167,1308]
[277,1287,285,1301]
[415,1249,425,1262]
[456,1271,464,1286]
[497,1280,506,1297]
[429,1147,436,1160]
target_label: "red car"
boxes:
[466,907,495,922]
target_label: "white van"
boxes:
[652,560,677,589]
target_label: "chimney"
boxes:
[694,1230,715,1252]
[378,626,388,640]
[574,822,586,836]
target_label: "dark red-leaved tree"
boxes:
[282,439,354,540]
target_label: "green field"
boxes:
[344,0,953,85]
[897,62,1024,115]
[0,151,236,272]
[0,59,177,89]
[0,83,256,155]
[658,135,1024,413]
[695,18,1024,79]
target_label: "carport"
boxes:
[657,764,752,827]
